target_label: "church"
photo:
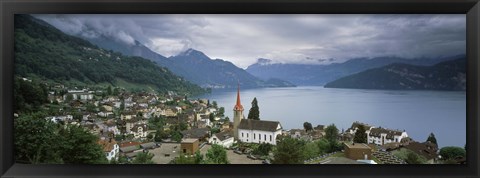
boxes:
[232,85,282,145]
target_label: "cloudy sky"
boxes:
[34,14,465,68]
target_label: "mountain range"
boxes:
[246,55,465,86]
[78,33,294,89]
[324,56,466,91]
[15,15,206,95]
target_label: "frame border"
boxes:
[1,0,479,178]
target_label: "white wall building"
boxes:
[366,127,408,145]
[98,137,119,161]
[208,131,234,148]
[237,119,282,145]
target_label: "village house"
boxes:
[97,137,119,161]
[366,127,408,145]
[402,141,439,164]
[130,124,148,139]
[208,130,234,148]
[180,138,199,155]
[237,119,283,145]
[164,106,179,117]
[63,89,94,101]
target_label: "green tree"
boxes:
[353,125,367,143]
[107,86,112,96]
[205,144,229,164]
[217,107,225,117]
[65,94,74,102]
[178,122,188,131]
[113,87,120,96]
[209,113,215,123]
[14,112,63,163]
[247,97,260,120]
[59,125,108,164]
[303,141,320,160]
[439,146,466,160]
[273,136,305,164]
[253,142,272,156]
[132,152,155,164]
[171,131,183,143]
[325,124,340,152]
[15,112,108,164]
[426,132,438,145]
[303,122,313,132]
[212,101,218,108]
[405,151,427,164]
[174,154,196,164]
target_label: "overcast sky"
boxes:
[34,14,465,69]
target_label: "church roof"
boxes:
[238,119,281,132]
[233,84,244,111]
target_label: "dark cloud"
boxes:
[34,14,465,68]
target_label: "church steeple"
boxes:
[234,83,244,111]
[233,82,244,140]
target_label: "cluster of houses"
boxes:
[40,85,441,164]
[41,86,231,161]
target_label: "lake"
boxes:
[197,86,466,148]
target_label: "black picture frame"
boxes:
[1,0,479,178]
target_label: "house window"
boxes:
[270,135,272,141]
[254,134,256,139]
[242,133,244,137]
[247,133,249,138]
[264,134,266,140]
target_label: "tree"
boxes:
[132,152,155,164]
[205,144,229,164]
[273,136,305,164]
[224,116,230,121]
[113,87,120,96]
[209,113,215,123]
[58,125,109,164]
[324,124,340,152]
[212,101,218,109]
[353,125,367,143]
[171,131,183,143]
[253,143,272,156]
[107,86,112,96]
[439,146,466,160]
[65,94,73,102]
[405,151,427,164]
[247,97,260,120]
[426,132,438,145]
[14,112,63,163]
[14,112,108,164]
[217,107,225,117]
[120,100,125,111]
[178,122,188,131]
[325,124,339,144]
[303,122,313,132]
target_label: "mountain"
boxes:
[323,57,466,91]
[168,49,295,89]
[246,55,465,86]
[70,32,293,89]
[14,15,206,95]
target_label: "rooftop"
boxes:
[181,138,199,143]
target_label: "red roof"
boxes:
[119,141,141,148]
[233,84,244,111]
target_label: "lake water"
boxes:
[198,86,466,148]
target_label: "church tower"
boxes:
[233,84,244,139]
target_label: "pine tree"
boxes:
[353,125,367,143]
[426,132,437,145]
[247,97,260,120]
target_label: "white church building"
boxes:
[232,84,282,145]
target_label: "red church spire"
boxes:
[234,83,244,111]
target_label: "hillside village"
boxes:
[14,79,466,165]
